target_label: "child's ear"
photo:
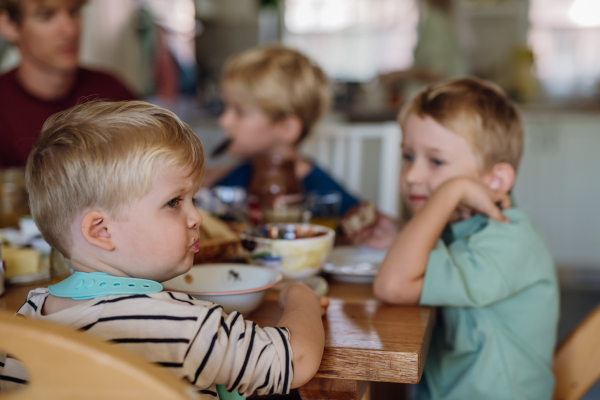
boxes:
[81,211,115,251]
[0,12,20,43]
[485,162,515,193]
[277,115,303,144]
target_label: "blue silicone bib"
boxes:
[48,271,163,300]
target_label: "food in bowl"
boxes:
[240,224,335,280]
[194,208,241,264]
[162,264,282,316]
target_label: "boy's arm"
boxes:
[373,177,510,305]
[202,165,237,187]
[277,283,325,388]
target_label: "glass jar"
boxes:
[0,169,29,229]
[248,155,304,225]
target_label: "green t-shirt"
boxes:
[418,208,559,400]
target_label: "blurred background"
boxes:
[2,0,600,378]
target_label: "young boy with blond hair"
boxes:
[372,78,559,399]
[0,101,327,398]
[208,44,361,216]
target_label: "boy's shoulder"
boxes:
[484,207,544,245]
[453,207,543,245]
[442,207,554,275]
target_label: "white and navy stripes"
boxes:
[0,288,293,399]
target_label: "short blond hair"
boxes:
[399,77,523,172]
[222,45,330,141]
[26,101,205,258]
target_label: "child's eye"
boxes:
[430,158,445,166]
[192,197,199,206]
[37,10,55,21]
[233,106,244,117]
[402,153,415,163]
[167,197,182,208]
[70,7,81,18]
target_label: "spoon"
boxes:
[210,138,232,159]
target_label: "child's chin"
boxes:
[408,203,424,214]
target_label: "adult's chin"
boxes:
[52,57,79,74]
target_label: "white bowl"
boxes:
[162,264,282,316]
[241,224,335,280]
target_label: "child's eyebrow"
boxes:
[425,147,447,155]
[402,144,448,156]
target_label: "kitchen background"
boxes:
[2,0,600,395]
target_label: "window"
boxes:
[283,0,419,82]
[529,0,600,100]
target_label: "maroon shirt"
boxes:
[0,67,136,167]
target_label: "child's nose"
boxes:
[189,207,203,229]
[405,162,425,185]
[218,109,232,130]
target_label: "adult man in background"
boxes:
[0,0,136,167]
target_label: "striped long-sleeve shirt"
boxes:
[0,288,293,399]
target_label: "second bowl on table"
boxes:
[162,264,282,316]
[241,224,335,280]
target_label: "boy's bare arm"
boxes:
[277,283,325,389]
[374,177,510,305]
[202,165,236,187]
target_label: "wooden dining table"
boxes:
[0,279,436,400]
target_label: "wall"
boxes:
[515,110,600,267]
[80,0,143,94]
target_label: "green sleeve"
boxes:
[419,238,512,307]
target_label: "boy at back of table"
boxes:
[0,101,327,399]
[372,77,559,399]
[206,44,361,216]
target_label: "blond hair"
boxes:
[0,0,87,23]
[399,77,523,172]
[26,101,205,258]
[222,45,330,141]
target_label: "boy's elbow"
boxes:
[373,276,420,305]
[290,348,323,388]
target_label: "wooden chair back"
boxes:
[0,310,198,400]
[553,304,600,400]
[302,122,401,217]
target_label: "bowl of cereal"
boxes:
[162,264,282,316]
[240,224,335,280]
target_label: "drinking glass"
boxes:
[307,191,342,230]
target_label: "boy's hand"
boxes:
[347,213,400,249]
[441,177,511,223]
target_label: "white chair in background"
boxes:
[302,122,402,217]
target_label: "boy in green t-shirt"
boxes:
[370,77,559,399]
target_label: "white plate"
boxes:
[323,246,387,283]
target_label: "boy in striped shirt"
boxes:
[0,101,327,398]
